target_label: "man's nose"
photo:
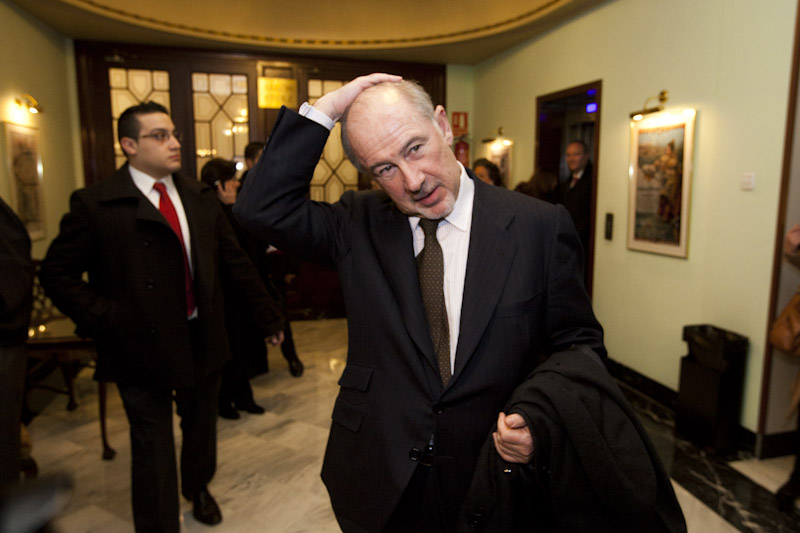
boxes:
[402,164,425,192]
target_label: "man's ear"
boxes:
[434,105,454,145]
[120,137,137,157]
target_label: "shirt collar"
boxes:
[410,162,473,232]
[128,164,174,192]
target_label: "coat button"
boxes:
[145,279,155,289]
[409,448,421,461]
[433,404,444,414]
[142,240,150,247]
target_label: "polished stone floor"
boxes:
[22,319,800,531]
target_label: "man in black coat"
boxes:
[0,196,34,490]
[558,140,594,274]
[40,102,283,532]
[235,74,612,532]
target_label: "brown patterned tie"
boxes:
[417,219,451,386]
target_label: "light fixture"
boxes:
[15,93,42,114]
[481,127,505,144]
[629,90,668,120]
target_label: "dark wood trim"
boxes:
[759,0,800,436]
[74,41,446,185]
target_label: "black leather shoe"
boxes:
[218,405,240,420]
[288,358,304,377]
[192,489,222,525]
[236,402,265,414]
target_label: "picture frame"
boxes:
[3,122,45,240]
[627,109,696,258]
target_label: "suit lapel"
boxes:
[370,199,438,374]
[453,183,517,379]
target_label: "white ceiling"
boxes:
[10,0,606,64]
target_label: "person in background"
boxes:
[239,141,264,187]
[40,102,283,531]
[515,169,560,203]
[777,223,800,512]
[557,140,593,261]
[471,157,503,187]
[237,144,305,378]
[201,158,286,418]
[235,74,684,532]
[0,196,34,491]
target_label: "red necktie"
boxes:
[152,182,196,316]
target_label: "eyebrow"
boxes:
[367,135,427,175]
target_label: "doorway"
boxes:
[535,80,602,295]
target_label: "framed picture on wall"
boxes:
[3,122,45,240]
[627,109,696,258]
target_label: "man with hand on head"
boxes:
[40,102,283,532]
[235,74,684,532]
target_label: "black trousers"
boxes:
[118,368,221,533]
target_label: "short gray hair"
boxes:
[341,80,437,174]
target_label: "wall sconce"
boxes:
[630,90,668,121]
[481,127,513,147]
[15,93,43,114]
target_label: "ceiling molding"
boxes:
[10,0,606,64]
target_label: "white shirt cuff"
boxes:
[299,102,335,131]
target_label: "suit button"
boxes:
[142,240,150,247]
[148,328,156,335]
[409,448,421,461]
[433,404,444,414]
[145,279,155,290]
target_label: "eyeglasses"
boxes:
[139,129,182,143]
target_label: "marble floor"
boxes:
[20,318,800,532]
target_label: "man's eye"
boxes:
[377,165,394,176]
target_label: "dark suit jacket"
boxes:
[40,165,283,389]
[234,108,605,532]
[459,347,686,532]
[558,160,593,257]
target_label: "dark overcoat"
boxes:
[40,165,282,389]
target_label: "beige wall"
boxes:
[470,0,797,431]
[0,0,83,259]
[5,0,797,433]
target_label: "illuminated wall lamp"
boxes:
[15,93,43,114]
[481,127,513,148]
[630,90,668,121]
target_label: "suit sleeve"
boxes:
[39,190,114,336]
[233,106,349,269]
[215,201,284,337]
[544,204,606,358]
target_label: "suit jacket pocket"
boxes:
[332,364,373,432]
[331,397,365,433]
[338,363,373,391]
